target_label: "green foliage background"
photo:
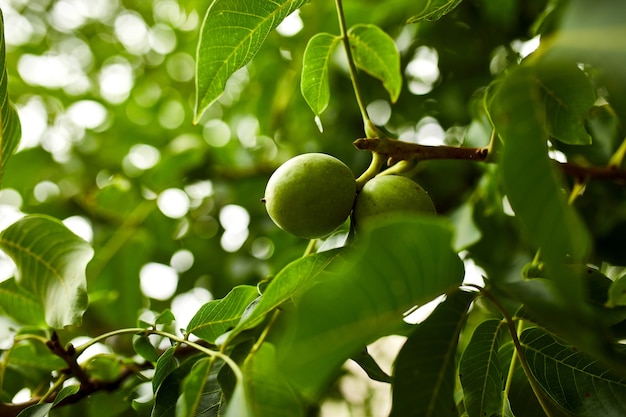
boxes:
[0,0,626,416]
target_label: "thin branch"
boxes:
[354,137,626,182]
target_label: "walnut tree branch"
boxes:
[354,137,626,182]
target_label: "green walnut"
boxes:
[353,175,435,229]
[263,153,356,239]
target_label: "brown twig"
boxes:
[0,332,153,417]
[354,137,626,182]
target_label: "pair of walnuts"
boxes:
[263,153,435,239]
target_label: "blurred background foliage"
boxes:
[3,0,613,356]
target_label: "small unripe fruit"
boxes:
[263,153,356,239]
[353,175,435,230]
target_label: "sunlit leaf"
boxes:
[521,327,626,417]
[459,319,505,417]
[300,33,340,116]
[390,289,476,417]
[188,285,259,344]
[0,278,45,326]
[223,249,341,345]
[0,9,22,184]
[194,0,308,122]
[348,24,402,103]
[0,215,94,328]
[407,0,464,23]
[275,217,464,399]
[242,343,304,417]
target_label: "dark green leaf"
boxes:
[152,354,202,417]
[194,0,309,122]
[521,327,626,417]
[242,343,304,417]
[459,319,505,417]
[351,347,392,384]
[187,285,259,344]
[300,33,340,116]
[348,24,402,103]
[275,217,464,399]
[153,346,178,393]
[608,273,626,307]
[178,358,225,417]
[223,249,341,345]
[134,335,160,363]
[155,309,176,326]
[0,215,93,328]
[0,278,45,326]
[390,289,476,417]
[407,0,464,23]
[535,60,595,145]
[0,9,22,184]
[488,65,590,303]
[545,0,626,123]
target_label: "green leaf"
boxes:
[155,309,176,326]
[6,341,65,372]
[133,335,160,363]
[535,60,595,145]
[242,343,304,417]
[300,33,340,116]
[0,278,45,326]
[52,384,80,406]
[348,24,402,103]
[545,0,626,123]
[224,381,253,417]
[407,0,464,23]
[351,347,392,384]
[390,289,476,417]
[177,358,225,417]
[187,285,259,344]
[459,319,505,417]
[0,9,22,184]
[223,249,341,345]
[0,215,94,328]
[153,354,202,417]
[608,273,626,308]
[487,65,590,304]
[16,404,53,417]
[521,327,626,417]
[153,346,178,394]
[194,0,308,122]
[275,217,464,399]
[503,278,626,376]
